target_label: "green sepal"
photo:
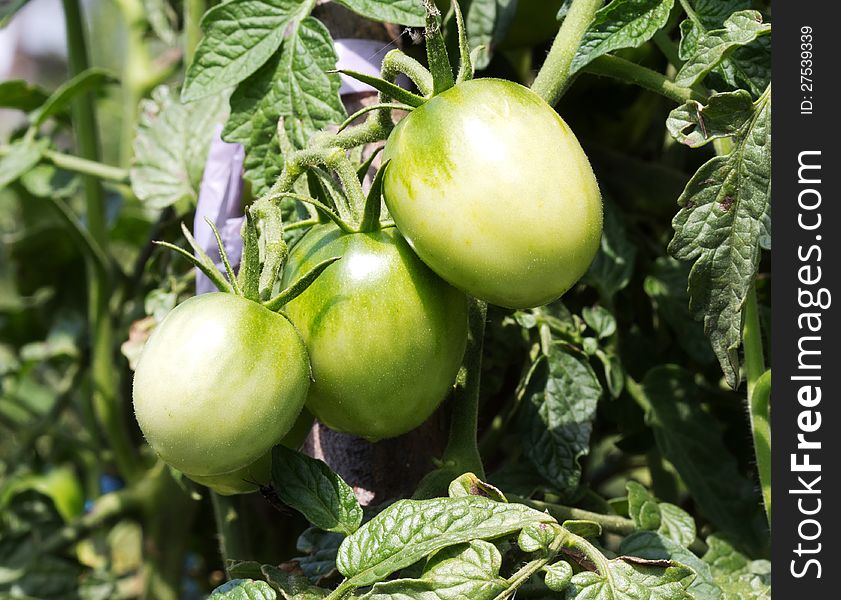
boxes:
[358,161,389,233]
[331,69,425,107]
[423,0,455,95]
[454,0,473,83]
[154,223,234,294]
[263,256,341,311]
[237,211,261,301]
[338,103,414,133]
[204,217,242,295]
[356,147,384,183]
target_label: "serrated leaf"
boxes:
[675,11,770,89]
[668,88,770,387]
[333,0,426,26]
[466,0,518,70]
[626,482,696,547]
[30,68,116,128]
[271,445,362,536]
[0,138,47,192]
[621,532,720,600]
[357,541,508,599]
[565,556,695,599]
[518,522,557,553]
[570,0,674,74]
[702,536,770,600]
[640,366,763,548]
[131,86,227,210]
[583,200,636,299]
[262,565,328,599]
[182,0,310,101]
[667,90,754,148]
[519,344,602,496]
[582,306,616,339]
[223,17,345,195]
[337,496,553,587]
[0,80,50,111]
[210,579,277,599]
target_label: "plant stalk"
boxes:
[531,0,603,106]
[582,55,706,104]
[508,495,636,536]
[63,0,139,482]
[185,0,206,63]
[0,146,130,183]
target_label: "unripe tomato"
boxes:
[383,78,602,308]
[132,293,310,476]
[184,408,314,496]
[281,224,468,441]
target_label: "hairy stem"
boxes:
[531,0,603,106]
[743,285,770,526]
[63,0,139,482]
[508,495,636,536]
[582,55,706,104]
[0,146,130,183]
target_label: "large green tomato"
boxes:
[132,293,310,476]
[281,224,468,441]
[184,408,314,496]
[383,78,602,309]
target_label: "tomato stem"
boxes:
[422,0,455,95]
[63,0,140,483]
[531,0,603,106]
[453,0,473,83]
[743,285,771,526]
[582,55,707,104]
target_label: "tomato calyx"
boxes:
[154,200,340,312]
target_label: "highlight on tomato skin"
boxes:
[131,292,311,478]
[280,223,469,442]
[382,78,603,310]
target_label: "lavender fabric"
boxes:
[193,39,393,294]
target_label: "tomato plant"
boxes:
[383,77,602,308]
[0,0,773,598]
[282,223,468,440]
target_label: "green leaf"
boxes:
[702,536,771,599]
[333,0,426,26]
[544,560,574,592]
[583,200,636,299]
[562,520,602,538]
[294,527,343,583]
[210,579,277,599]
[337,496,554,587]
[626,482,696,547]
[668,88,770,387]
[143,0,178,46]
[564,556,695,599]
[570,0,675,75]
[448,473,507,502]
[667,90,755,148]
[675,11,771,89]
[19,164,79,199]
[643,257,716,364]
[466,0,518,70]
[518,522,557,553]
[640,366,763,548]
[131,86,228,210]
[357,541,508,599]
[223,17,345,195]
[30,68,116,128]
[519,344,602,496]
[0,0,31,28]
[595,349,624,399]
[270,445,363,536]
[582,306,616,339]
[620,531,720,600]
[262,565,329,599]
[0,80,50,112]
[182,0,309,101]
[0,138,47,192]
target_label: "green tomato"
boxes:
[132,293,310,476]
[281,224,468,441]
[185,408,314,496]
[383,78,602,309]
